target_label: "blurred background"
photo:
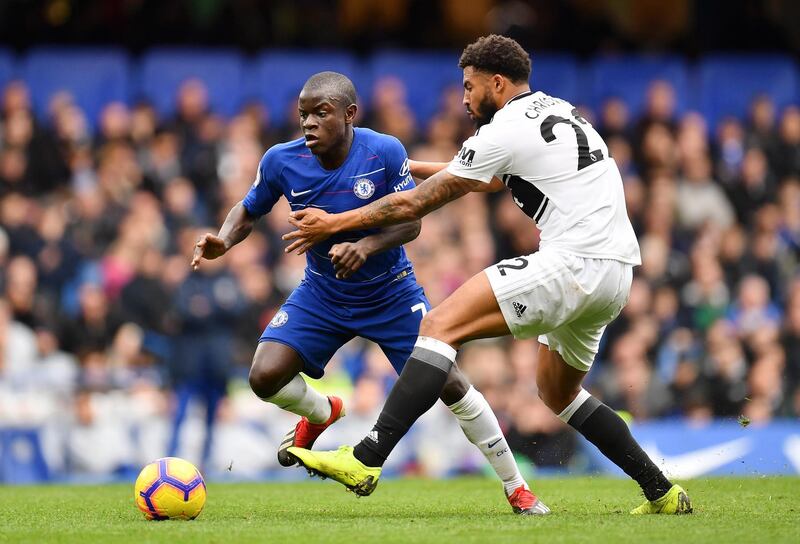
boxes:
[1,0,799,483]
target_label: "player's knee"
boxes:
[536,385,559,413]
[248,359,291,399]
[418,309,458,347]
[537,381,579,414]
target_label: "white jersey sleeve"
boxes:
[446,134,513,183]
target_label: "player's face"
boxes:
[462,67,499,127]
[297,91,354,156]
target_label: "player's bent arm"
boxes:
[357,220,421,255]
[329,221,421,278]
[218,201,258,250]
[192,201,259,269]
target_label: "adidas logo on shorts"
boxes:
[512,301,527,318]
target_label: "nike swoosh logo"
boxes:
[644,437,752,478]
[290,188,313,197]
[487,438,502,449]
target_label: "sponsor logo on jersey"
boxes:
[399,158,410,177]
[512,301,527,317]
[457,147,475,167]
[393,175,413,192]
[290,188,313,197]
[354,178,376,199]
[270,310,289,327]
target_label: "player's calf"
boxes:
[248,342,341,466]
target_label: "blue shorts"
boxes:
[259,280,430,379]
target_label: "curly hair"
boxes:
[458,35,531,84]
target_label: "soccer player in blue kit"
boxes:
[190,72,545,514]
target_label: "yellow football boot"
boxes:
[288,445,381,496]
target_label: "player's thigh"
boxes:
[420,271,510,349]
[259,288,353,381]
[536,256,632,374]
[483,250,583,341]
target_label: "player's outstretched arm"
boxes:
[410,159,505,193]
[329,221,421,279]
[408,160,448,179]
[283,169,485,254]
[191,201,257,270]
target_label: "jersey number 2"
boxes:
[540,108,604,171]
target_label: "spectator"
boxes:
[774,106,800,179]
[168,227,245,468]
[676,153,735,231]
[726,147,776,226]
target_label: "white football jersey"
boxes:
[447,91,641,265]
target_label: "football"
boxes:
[134,457,207,520]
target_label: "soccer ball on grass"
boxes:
[134,457,206,520]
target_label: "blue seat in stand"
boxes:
[370,49,463,126]
[0,49,15,91]
[251,50,365,126]
[589,55,690,118]
[22,47,129,130]
[698,54,799,130]
[138,48,245,118]
[531,53,582,105]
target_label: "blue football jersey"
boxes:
[243,127,417,302]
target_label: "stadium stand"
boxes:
[1,48,800,481]
[22,48,130,129]
[698,54,799,130]
[138,48,245,118]
[252,50,366,125]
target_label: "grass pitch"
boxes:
[0,477,797,543]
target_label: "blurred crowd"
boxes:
[1,68,799,478]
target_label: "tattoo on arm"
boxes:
[358,172,482,228]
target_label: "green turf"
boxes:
[0,477,797,543]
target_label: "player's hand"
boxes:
[283,208,335,254]
[191,233,227,270]
[329,242,369,279]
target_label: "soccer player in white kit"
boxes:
[283,35,693,515]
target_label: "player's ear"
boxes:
[491,74,505,94]
[345,103,357,124]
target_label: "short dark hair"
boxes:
[302,71,357,106]
[458,35,531,84]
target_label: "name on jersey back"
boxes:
[524,94,567,120]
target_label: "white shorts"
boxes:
[485,248,633,371]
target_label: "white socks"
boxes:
[557,388,592,423]
[448,386,528,496]
[262,374,331,424]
